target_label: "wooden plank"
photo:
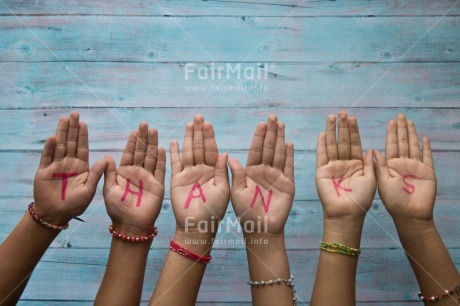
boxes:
[17,303,424,306]
[0,149,459,201]
[16,248,460,302]
[1,197,459,249]
[0,16,458,62]
[1,1,459,16]
[0,109,460,152]
[1,62,459,109]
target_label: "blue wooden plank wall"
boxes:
[0,1,459,305]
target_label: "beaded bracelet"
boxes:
[418,283,460,303]
[28,203,69,231]
[109,225,158,242]
[247,274,297,305]
[169,240,212,264]
[320,241,361,256]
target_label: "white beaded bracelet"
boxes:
[247,274,297,305]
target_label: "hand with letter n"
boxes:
[228,115,296,306]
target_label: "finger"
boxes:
[76,122,89,162]
[349,116,363,161]
[203,122,219,166]
[246,122,267,167]
[396,114,409,158]
[133,122,148,166]
[363,150,375,178]
[272,121,286,169]
[325,114,338,161]
[103,156,117,192]
[53,116,69,161]
[261,114,278,165]
[154,147,167,183]
[193,115,205,165]
[38,136,57,169]
[284,143,295,182]
[228,157,246,191]
[170,140,183,176]
[337,111,351,160]
[214,153,229,189]
[373,149,390,182]
[422,137,434,169]
[182,123,194,167]
[144,128,158,174]
[316,132,328,168]
[385,119,398,160]
[87,157,109,195]
[407,120,421,161]
[120,131,137,167]
[66,111,80,157]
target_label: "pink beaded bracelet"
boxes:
[109,225,158,242]
[169,240,212,264]
[28,203,69,231]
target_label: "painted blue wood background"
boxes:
[0,1,459,305]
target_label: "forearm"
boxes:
[244,233,295,306]
[95,225,152,306]
[310,218,364,306]
[395,219,459,305]
[0,212,60,304]
[149,230,212,306]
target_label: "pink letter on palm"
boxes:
[53,172,78,201]
[184,182,207,209]
[250,185,273,213]
[332,176,352,197]
[121,179,143,207]
[402,174,417,194]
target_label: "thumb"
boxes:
[86,157,109,195]
[373,149,390,182]
[214,153,230,189]
[363,150,375,178]
[228,157,246,191]
[102,155,117,193]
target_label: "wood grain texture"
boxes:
[1,0,459,16]
[15,248,460,303]
[1,62,459,109]
[0,16,458,62]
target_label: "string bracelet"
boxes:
[418,283,460,303]
[28,202,69,231]
[247,274,297,305]
[320,241,361,256]
[169,240,212,264]
[109,225,158,242]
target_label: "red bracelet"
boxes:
[169,240,212,264]
[418,282,460,302]
[28,203,69,231]
[109,225,158,242]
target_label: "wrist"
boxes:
[322,217,364,248]
[173,228,214,256]
[243,232,286,256]
[33,201,72,226]
[393,218,437,241]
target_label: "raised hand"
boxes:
[33,111,107,225]
[228,115,294,235]
[103,123,166,233]
[315,111,376,220]
[374,114,437,222]
[170,115,230,237]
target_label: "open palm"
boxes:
[170,115,230,235]
[33,112,106,225]
[315,112,376,220]
[229,115,295,235]
[103,124,166,233]
[374,115,436,221]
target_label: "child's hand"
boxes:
[228,115,295,235]
[315,111,376,221]
[33,112,107,225]
[374,114,436,222]
[170,115,230,238]
[103,123,166,234]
